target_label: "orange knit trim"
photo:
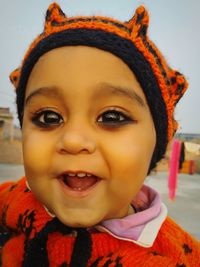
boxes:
[22,20,132,65]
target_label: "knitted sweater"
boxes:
[0,177,199,267]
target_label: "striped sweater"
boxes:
[0,177,199,267]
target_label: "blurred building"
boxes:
[0,107,14,141]
[175,133,200,141]
[0,107,22,141]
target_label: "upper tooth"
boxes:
[77,173,87,177]
[68,173,76,177]
[67,172,92,177]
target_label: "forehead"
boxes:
[25,46,147,107]
[27,46,136,86]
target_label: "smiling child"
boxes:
[0,2,199,267]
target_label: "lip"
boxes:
[57,170,102,198]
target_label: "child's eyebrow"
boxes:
[25,86,61,106]
[98,82,146,108]
[25,83,146,108]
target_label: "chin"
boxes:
[56,211,103,228]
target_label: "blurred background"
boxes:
[0,0,199,240]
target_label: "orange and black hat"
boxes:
[10,3,188,169]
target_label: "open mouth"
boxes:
[59,172,100,192]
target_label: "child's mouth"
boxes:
[59,172,100,192]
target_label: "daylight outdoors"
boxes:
[0,0,199,244]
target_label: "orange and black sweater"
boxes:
[0,178,200,267]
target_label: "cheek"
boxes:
[102,128,155,173]
[22,129,55,173]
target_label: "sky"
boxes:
[0,0,199,133]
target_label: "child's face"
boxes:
[22,46,156,227]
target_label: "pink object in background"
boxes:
[168,139,181,200]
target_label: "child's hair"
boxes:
[9,2,188,172]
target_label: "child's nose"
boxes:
[57,123,96,155]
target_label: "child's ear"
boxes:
[9,67,21,90]
[44,2,67,30]
[125,6,149,38]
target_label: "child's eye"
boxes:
[31,110,63,128]
[97,110,134,126]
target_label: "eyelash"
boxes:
[97,109,134,127]
[31,109,135,128]
[31,110,63,128]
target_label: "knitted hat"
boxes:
[9,2,188,170]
